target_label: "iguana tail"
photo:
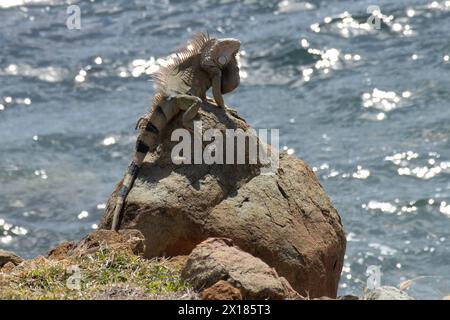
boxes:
[111,110,166,231]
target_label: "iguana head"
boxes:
[200,37,241,106]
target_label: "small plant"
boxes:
[0,246,191,300]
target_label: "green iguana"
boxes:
[111,32,241,231]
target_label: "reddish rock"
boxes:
[1,262,16,273]
[165,255,189,270]
[181,238,300,300]
[73,229,146,256]
[47,241,76,260]
[47,229,146,260]
[201,280,242,300]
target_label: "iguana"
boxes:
[110,32,241,231]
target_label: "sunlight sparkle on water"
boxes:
[385,151,418,164]
[276,0,315,14]
[97,203,106,210]
[1,64,67,83]
[103,137,116,146]
[11,226,28,236]
[386,151,450,179]
[428,1,450,10]
[362,88,411,112]
[352,166,370,179]
[34,169,48,179]
[300,39,309,48]
[1,235,13,244]
[75,73,85,83]
[369,243,397,256]
[77,210,89,219]
[129,57,160,78]
[282,146,295,155]
[439,202,450,218]
[316,10,415,38]
[407,9,416,17]
[301,47,357,81]
[0,0,54,9]
[362,201,397,213]
[310,23,320,33]
[94,57,103,65]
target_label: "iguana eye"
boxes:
[217,55,228,66]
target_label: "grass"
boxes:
[0,246,193,300]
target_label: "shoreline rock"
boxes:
[181,238,301,300]
[2,103,347,300]
[363,286,415,300]
[100,103,346,298]
[0,250,23,270]
[0,242,421,300]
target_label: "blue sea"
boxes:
[1,0,450,299]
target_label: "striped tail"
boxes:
[111,120,160,231]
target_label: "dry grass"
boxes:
[0,246,195,300]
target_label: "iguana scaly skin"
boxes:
[111,33,241,231]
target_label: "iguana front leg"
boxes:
[181,103,201,132]
[174,94,203,131]
[211,72,225,108]
[199,64,225,108]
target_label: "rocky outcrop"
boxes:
[47,241,77,260]
[1,262,16,273]
[47,229,146,260]
[364,286,415,300]
[0,250,23,268]
[181,238,299,300]
[100,102,346,298]
[200,280,243,300]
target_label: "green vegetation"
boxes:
[0,247,192,300]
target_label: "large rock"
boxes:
[182,238,298,300]
[100,101,346,298]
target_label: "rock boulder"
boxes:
[100,102,346,298]
[0,250,23,267]
[200,280,243,300]
[181,238,299,300]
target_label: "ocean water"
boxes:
[1,0,450,299]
